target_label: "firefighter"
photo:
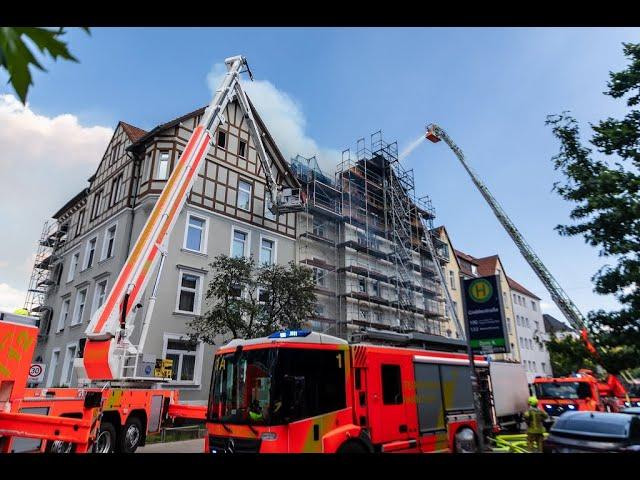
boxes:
[524,396,548,452]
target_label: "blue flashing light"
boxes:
[268,330,312,339]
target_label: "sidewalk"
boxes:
[137,438,204,453]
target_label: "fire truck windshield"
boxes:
[208,347,347,426]
[535,381,593,400]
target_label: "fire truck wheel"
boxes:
[119,417,143,453]
[94,422,117,453]
[454,428,478,453]
[336,440,369,453]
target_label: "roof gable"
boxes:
[507,276,541,300]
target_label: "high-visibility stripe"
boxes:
[91,126,204,334]
[125,132,211,312]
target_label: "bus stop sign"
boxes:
[462,275,509,354]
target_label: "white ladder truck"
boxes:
[79,55,304,383]
[425,123,588,336]
[424,123,639,411]
[0,55,304,454]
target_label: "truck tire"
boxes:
[119,416,143,453]
[93,421,117,453]
[454,428,478,453]
[337,440,369,453]
[47,440,75,453]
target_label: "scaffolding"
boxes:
[24,219,68,341]
[293,131,453,342]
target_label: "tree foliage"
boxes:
[187,255,316,344]
[545,42,640,373]
[0,27,89,103]
[546,334,599,377]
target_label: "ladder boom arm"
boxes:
[80,56,298,381]
[426,123,587,333]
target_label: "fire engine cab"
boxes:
[206,330,485,453]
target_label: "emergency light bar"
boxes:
[268,330,312,339]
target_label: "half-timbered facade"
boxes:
[33,99,299,401]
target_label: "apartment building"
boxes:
[290,132,464,351]
[27,99,299,401]
[433,226,465,339]
[454,250,521,363]
[508,277,552,382]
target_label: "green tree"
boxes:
[545,42,640,374]
[0,27,89,103]
[187,255,316,344]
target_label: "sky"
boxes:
[0,27,638,325]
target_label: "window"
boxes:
[71,289,87,326]
[46,349,60,387]
[110,142,120,164]
[157,151,170,180]
[381,364,403,405]
[60,344,78,387]
[163,336,201,383]
[535,320,539,331]
[257,288,270,304]
[56,299,70,333]
[67,252,80,282]
[75,209,85,237]
[264,194,276,221]
[471,265,478,275]
[231,229,248,258]
[260,238,275,265]
[513,293,517,304]
[176,271,202,314]
[313,218,325,237]
[90,190,103,220]
[85,237,97,269]
[102,224,117,260]
[526,318,530,328]
[449,270,456,290]
[238,139,246,158]
[143,153,152,182]
[217,130,226,149]
[542,362,547,373]
[92,280,108,315]
[359,309,369,321]
[372,280,380,297]
[313,267,326,287]
[109,174,123,207]
[237,180,252,211]
[184,214,207,253]
[531,301,537,311]
[358,277,367,293]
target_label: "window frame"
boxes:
[92,279,109,315]
[157,151,170,180]
[183,212,209,254]
[90,190,104,220]
[60,342,79,387]
[84,236,98,270]
[162,333,203,386]
[238,139,246,158]
[175,269,204,315]
[259,235,277,265]
[46,349,60,387]
[109,174,124,207]
[75,209,85,238]
[101,223,118,261]
[217,130,226,149]
[230,227,250,259]
[71,288,88,326]
[67,251,80,283]
[381,364,404,405]
[237,179,253,212]
[56,298,71,333]
[264,193,276,221]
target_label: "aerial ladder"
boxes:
[0,55,305,453]
[78,55,305,383]
[424,123,637,406]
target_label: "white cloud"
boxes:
[206,64,340,174]
[0,95,113,300]
[0,283,27,312]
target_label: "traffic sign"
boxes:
[28,363,46,383]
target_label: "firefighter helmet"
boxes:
[528,396,539,407]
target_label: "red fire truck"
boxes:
[205,330,488,453]
[533,369,640,419]
[0,55,303,453]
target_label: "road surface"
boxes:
[137,438,204,453]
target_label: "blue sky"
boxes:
[1,27,638,322]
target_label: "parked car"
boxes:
[544,411,640,453]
